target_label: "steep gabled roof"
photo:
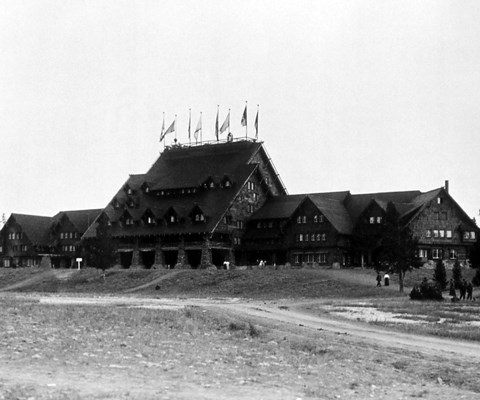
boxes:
[345,190,421,224]
[53,209,102,234]
[146,141,263,191]
[250,191,350,221]
[8,214,53,246]
[308,196,353,235]
[83,140,270,239]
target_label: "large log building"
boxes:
[1,139,478,269]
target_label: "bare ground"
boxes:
[1,292,479,399]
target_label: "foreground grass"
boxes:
[1,296,479,399]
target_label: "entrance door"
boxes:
[140,251,155,269]
[120,252,133,268]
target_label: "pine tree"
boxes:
[433,258,447,290]
[378,202,419,293]
[452,260,463,288]
[85,215,116,270]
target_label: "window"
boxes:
[127,188,132,195]
[297,216,302,224]
[418,249,428,258]
[305,234,309,242]
[314,215,318,223]
[446,230,452,238]
[432,248,441,259]
[439,230,445,238]
[233,237,241,245]
[247,181,255,190]
[377,217,382,224]
[319,215,324,223]
[437,197,442,204]
[147,216,155,225]
[369,217,375,224]
[311,234,316,242]
[26,258,34,267]
[252,193,258,201]
[21,245,27,252]
[60,233,64,239]
[449,249,457,259]
[299,234,303,242]
[321,233,326,241]
[316,233,321,242]
[126,218,134,225]
[318,253,327,263]
[294,254,300,264]
[433,230,439,238]
[426,230,431,238]
[16,233,21,239]
[236,220,244,229]
[0,246,2,253]
[248,204,254,213]
[464,232,470,240]
[302,216,307,224]
[471,231,476,240]
[3,259,10,267]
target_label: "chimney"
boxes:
[444,180,449,194]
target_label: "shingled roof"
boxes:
[53,209,103,234]
[8,214,53,246]
[83,140,274,239]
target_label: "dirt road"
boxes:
[27,293,480,360]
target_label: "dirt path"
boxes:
[212,301,480,360]
[14,293,480,361]
[123,270,185,293]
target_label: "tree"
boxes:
[452,259,463,288]
[433,258,447,290]
[85,215,116,270]
[378,202,419,293]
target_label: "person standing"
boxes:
[459,279,467,300]
[384,273,390,286]
[376,272,382,287]
[449,278,457,299]
[466,281,473,301]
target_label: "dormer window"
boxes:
[195,213,205,222]
[225,180,231,188]
[112,198,120,209]
[210,181,215,188]
[170,215,176,223]
[125,218,134,226]
[437,197,442,204]
[127,198,135,208]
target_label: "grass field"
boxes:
[1,295,479,399]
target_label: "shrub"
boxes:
[452,260,462,287]
[433,259,447,290]
[473,268,480,286]
[410,279,443,301]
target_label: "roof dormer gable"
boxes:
[202,176,216,190]
[142,209,156,225]
[121,211,135,226]
[164,207,179,224]
[189,205,207,223]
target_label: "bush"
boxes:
[433,259,447,290]
[473,268,480,286]
[410,279,443,301]
[452,260,462,287]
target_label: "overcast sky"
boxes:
[1,0,479,221]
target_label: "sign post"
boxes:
[76,257,82,270]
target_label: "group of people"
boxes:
[449,278,474,301]
[376,272,390,287]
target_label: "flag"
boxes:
[220,110,230,134]
[188,110,191,141]
[159,113,165,142]
[254,109,259,139]
[215,107,219,140]
[160,118,175,142]
[194,113,202,141]
[241,105,247,127]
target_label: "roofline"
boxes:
[210,164,260,237]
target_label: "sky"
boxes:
[1,0,480,221]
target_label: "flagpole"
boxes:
[188,108,191,146]
[216,105,219,142]
[228,109,231,134]
[200,112,202,144]
[256,104,259,141]
[245,101,248,139]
